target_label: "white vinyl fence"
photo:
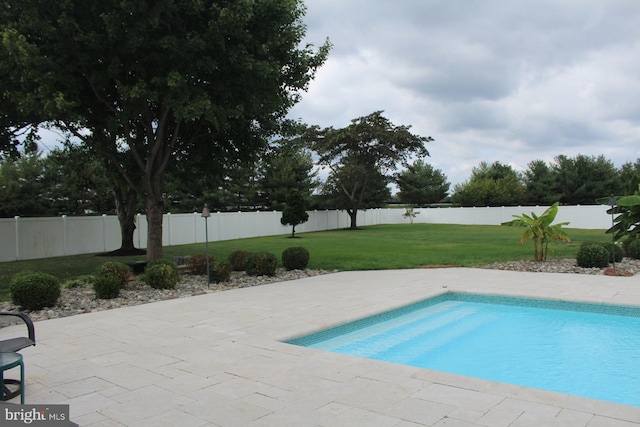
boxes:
[0,205,612,262]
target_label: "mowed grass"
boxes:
[0,223,612,301]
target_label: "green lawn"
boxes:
[0,223,611,301]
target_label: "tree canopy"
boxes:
[552,154,619,205]
[259,139,318,210]
[307,111,432,229]
[1,0,330,259]
[451,161,526,207]
[396,160,449,206]
[280,190,309,238]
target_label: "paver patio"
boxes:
[5,268,640,426]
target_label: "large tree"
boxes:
[1,0,330,260]
[552,154,619,205]
[307,111,432,229]
[44,145,114,216]
[451,161,526,207]
[259,139,318,210]
[396,159,449,206]
[619,159,640,196]
[0,154,53,217]
[523,159,561,205]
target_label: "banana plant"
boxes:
[597,185,640,242]
[501,202,572,262]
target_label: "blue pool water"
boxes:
[287,293,640,407]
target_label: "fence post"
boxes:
[14,216,20,261]
[193,212,198,243]
[62,215,68,256]
[166,212,171,246]
[102,214,107,253]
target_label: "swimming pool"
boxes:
[287,293,640,407]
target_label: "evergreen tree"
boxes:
[280,191,309,238]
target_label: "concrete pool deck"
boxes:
[8,268,640,426]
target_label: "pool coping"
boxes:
[11,268,640,426]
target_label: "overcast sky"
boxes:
[288,0,640,187]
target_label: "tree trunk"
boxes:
[291,225,296,238]
[347,209,358,230]
[113,186,139,251]
[145,195,164,261]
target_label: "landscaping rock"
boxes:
[2,259,638,323]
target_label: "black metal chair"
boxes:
[0,312,35,401]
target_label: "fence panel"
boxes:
[0,218,17,261]
[64,215,120,255]
[0,205,613,262]
[16,217,65,260]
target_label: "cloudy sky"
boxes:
[288,0,640,187]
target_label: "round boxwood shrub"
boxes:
[627,239,640,260]
[576,244,610,268]
[622,235,637,256]
[187,254,215,275]
[93,276,121,299]
[144,262,179,289]
[245,252,278,276]
[10,271,61,310]
[147,259,177,269]
[228,250,252,271]
[579,241,600,249]
[282,247,310,270]
[601,242,624,263]
[209,261,232,283]
[96,261,131,288]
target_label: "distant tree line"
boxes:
[0,139,318,217]
[450,155,640,207]
[4,139,638,220]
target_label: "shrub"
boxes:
[627,239,640,260]
[228,250,251,271]
[144,263,179,289]
[96,261,131,288]
[622,235,638,256]
[601,243,624,263]
[245,252,278,276]
[10,271,61,310]
[579,241,600,249]
[209,261,232,283]
[62,275,95,289]
[147,259,178,269]
[282,247,310,270]
[576,244,610,268]
[93,276,121,299]
[187,254,215,275]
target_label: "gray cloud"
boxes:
[291,0,640,186]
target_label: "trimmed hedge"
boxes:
[144,261,179,289]
[96,261,131,288]
[576,244,610,268]
[209,261,232,283]
[627,239,640,259]
[601,242,624,263]
[245,252,278,276]
[228,250,252,271]
[93,276,121,299]
[282,247,310,270]
[188,254,214,275]
[10,271,61,310]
